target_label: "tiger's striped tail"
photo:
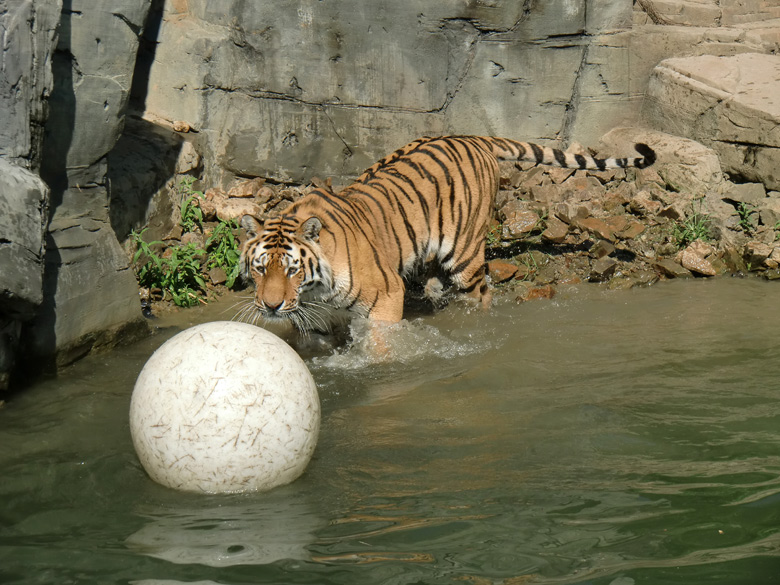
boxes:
[482,137,656,171]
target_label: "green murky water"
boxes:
[1,278,779,584]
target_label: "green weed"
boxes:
[736,201,757,234]
[178,175,204,233]
[132,229,207,307]
[515,251,542,281]
[206,219,242,288]
[670,200,712,248]
[486,223,503,247]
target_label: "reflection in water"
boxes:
[540,530,780,585]
[126,496,324,567]
[1,279,780,584]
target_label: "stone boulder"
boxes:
[634,1,780,28]
[598,127,723,195]
[0,162,48,389]
[0,161,48,320]
[643,53,780,191]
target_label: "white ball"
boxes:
[129,321,320,493]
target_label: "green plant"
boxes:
[736,201,757,234]
[206,219,242,287]
[515,251,541,281]
[670,200,712,248]
[131,229,207,307]
[486,223,503,247]
[178,175,204,233]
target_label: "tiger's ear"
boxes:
[300,217,322,242]
[241,215,263,239]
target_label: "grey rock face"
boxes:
[21,0,153,370]
[0,161,48,389]
[0,161,48,319]
[137,0,779,191]
[0,0,61,167]
[140,0,641,187]
[0,0,61,388]
[107,117,183,243]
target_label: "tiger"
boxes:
[239,135,655,331]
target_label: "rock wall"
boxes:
[140,0,638,186]
[0,0,61,388]
[137,0,779,191]
[0,1,156,384]
[23,0,155,370]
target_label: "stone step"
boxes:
[644,52,780,191]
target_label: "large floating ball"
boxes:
[130,321,320,493]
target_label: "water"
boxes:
[1,278,779,584]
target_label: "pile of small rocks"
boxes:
[485,148,780,302]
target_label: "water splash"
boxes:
[311,316,496,372]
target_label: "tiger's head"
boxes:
[239,214,332,330]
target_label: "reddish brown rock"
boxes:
[618,220,646,240]
[587,168,621,184]
[679,250,716,276]
[576,217,616,242]
[589,256,618,282]
[529,184,565,204]
[744,241,773,268]
[547,167,575,184]
[208,266,227,285]
[565,174,606,201]
[487,260,519,283]
[677,241,717,276]
[604,215,628,234]
[628,191,663,217]
[503,211,540,239]
[589,240,615,259]
[658,202,686,220]
[541,217,569,243]
[518,167,546,189]
[217,198,264,222]
[516,284,556,303]
[653,258,692,278]
[255,186,277,206]
[227,177,266,198]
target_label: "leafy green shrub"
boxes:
[205,219,242,287]
[131,215,244,308]
[131,229,207,307]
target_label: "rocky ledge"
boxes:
[143,127,779,317]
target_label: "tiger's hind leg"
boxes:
[450,258,492,310]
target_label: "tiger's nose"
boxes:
[264,300,284,312]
